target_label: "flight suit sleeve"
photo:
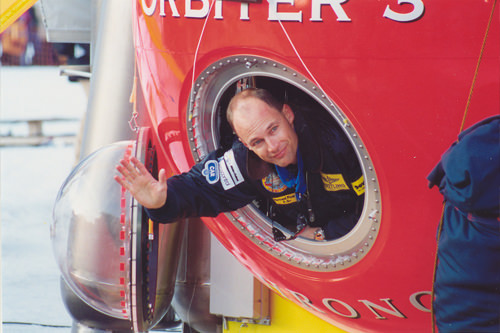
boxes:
[145,149,258,223]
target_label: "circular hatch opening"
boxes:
[187,56,381,271]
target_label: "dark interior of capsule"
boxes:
[217,77,348,148]
[216,77,364,240]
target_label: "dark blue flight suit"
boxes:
[146,108,364,240]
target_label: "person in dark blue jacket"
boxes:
[428,115,500,332]
[116,88,364,240]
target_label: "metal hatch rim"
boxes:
[187,55,382,272]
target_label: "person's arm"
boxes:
[115,149,258,223]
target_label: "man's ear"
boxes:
[282,104,295,125]
[238,137,250,149]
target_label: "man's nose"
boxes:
[266,137,279,153]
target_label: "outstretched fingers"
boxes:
[115,164,132,190]
[115,158,141,188]
[114,173,130,190]
[121,158,139,177]
[130,157,149,176]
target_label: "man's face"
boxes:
[232,97,299,167]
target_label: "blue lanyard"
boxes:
[275,149,307,200]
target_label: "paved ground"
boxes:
[1,66,85,332]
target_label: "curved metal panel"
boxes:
[132,1,500,331]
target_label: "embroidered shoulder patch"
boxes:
[321,173,349,192]
[202,160,219,184]
[223,150,244,185]
[217,150,245,190]
[351,175,365,196]
[262,172,287,193]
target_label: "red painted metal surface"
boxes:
[132,0,499,331]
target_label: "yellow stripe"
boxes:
[0,0,38,34]
[224,292,346,333]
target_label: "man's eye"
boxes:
[253,139,263,146]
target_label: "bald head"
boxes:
[225,88,298,167]
[226,88,284,131]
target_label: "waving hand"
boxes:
[114,156,167,209]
